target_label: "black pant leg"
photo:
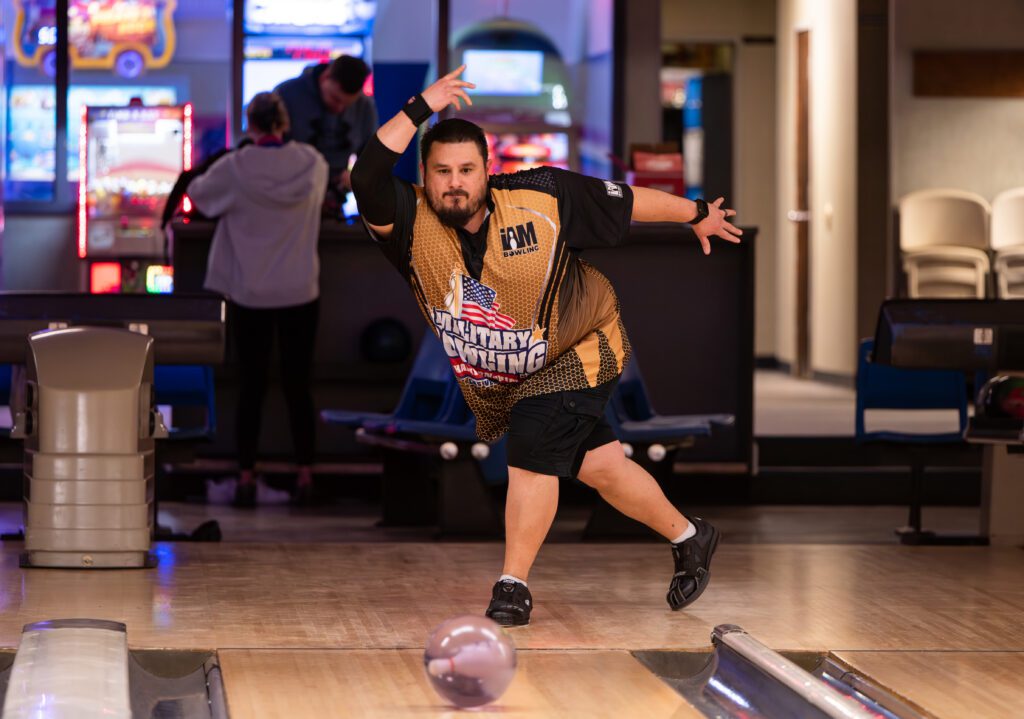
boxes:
[231,302,276,471]
[276,299,319,467]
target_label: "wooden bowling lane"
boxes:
[832,651,1024,719]
[0,542,1023,652]
[219,649,702,719]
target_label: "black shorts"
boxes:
[506,377,620,478]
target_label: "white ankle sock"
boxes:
[499,574,527,587]
[670,521,697,545]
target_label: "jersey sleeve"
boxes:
[363,177,417,277]
[549,167,634,249]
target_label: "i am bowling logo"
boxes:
[433,271,548,387]
[500,221,539,258]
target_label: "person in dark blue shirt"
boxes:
[274,55,379,195]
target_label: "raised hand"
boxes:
[694,197,742,255]
[422,65,476,113]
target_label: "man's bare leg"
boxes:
[501,466,559,581]
[577,440,719,610]
[576,441,690,539]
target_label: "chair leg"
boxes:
[907,462,924,534]
[895,459,988,546]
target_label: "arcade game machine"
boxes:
[452,19,575,174]
[6,1,182,203]
[79,100,190,294]
[234,0,377,139]
[13,0,177,78]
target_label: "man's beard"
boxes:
[429,190,485,229]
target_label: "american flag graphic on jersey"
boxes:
[459,275,516,329]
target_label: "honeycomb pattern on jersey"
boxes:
[595,331,621,386]
[490,167,558,194]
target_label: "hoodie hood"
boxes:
[232,142,325,207]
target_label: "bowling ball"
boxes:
[976,375,1024,420]
[423,615,516,708]
[359,318,412,363]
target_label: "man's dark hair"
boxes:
[246,92,290,134]
[420,118,489,167]
[327,55,371,94]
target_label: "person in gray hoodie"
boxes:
[188,92,329,507]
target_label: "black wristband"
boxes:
[402,94,433,126]
[690,198,709,225]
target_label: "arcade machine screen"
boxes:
[14,0,177,77]
[241,37,365,109]
[244,0,376,35]
[240,0,376,116]
[81,104,188,292]
[5,85,178,201]
[462,48,571,174]
[464,49,544,96]
[486,132,569,175]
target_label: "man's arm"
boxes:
[631,187,743,255]
[350,65,474,240]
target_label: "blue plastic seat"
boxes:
[0,365,11,406]
[325,334,507,533]
[153,365,217,440]
[855,338,973,544]
[855,339,967,443]
[321,333,454,428]
[607,357,734,443]
[365,380,479,441]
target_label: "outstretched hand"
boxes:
[422,65,476,113]
[694,197,742,255]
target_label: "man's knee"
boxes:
[576,443,628,491]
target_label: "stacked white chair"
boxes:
[990,187,1024,299]
[899,189,991,298]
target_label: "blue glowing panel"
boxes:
[244,0,377,37]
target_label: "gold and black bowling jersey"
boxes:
[375,167,634,442]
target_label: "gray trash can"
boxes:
[14,327,168,568]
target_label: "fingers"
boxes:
[714,223,742,243]
[698,233,711,255]
[445,64,467,79]
[712,197,724,207]
[454,89,473,107]
[696,222,743,253]
[709,222,742,243]
[725,209,737,217]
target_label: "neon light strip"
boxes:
[183,103,193,170]
[78,105,89,258]
[182,102,193,213]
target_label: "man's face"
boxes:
[319,75,360,114]
[422,141,489,228]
